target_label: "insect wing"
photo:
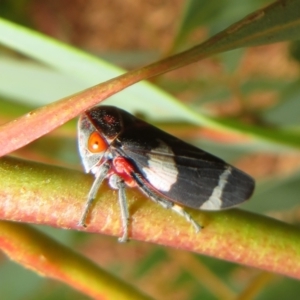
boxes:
[115,123,255,211]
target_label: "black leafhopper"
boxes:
[78,106,255,242]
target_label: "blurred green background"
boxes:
[1,0,300,299]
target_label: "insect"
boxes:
[78,106,255,242]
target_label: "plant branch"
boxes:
[0,221,153,300]
[0,0,300,156]
[1,156,300,280]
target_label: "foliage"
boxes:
[1,0,300,299]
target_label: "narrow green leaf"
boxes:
[0,17,185,121]
[172,0,226,49]
[190,0,300,54]
[172,0,271,50]
[1,0,300,156]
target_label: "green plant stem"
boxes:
[0,221,153,300]
[1,156,300,280]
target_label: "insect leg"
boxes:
[148,191,202,233]
[78,161,110,227]
[115,178,130,243]
[171,205,202,233]
[131,172,202,233]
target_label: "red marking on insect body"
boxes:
[112,157,137,187]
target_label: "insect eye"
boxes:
[87,132,107,153]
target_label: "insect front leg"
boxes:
[78,161,110,227]
[109,174,130,243]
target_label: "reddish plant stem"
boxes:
[1,156,300,280]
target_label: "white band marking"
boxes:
[200,166,232,210]
[142,140,178,192]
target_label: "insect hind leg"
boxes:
[131,172,202,233]
[171,205,202,233]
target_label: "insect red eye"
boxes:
[88,132,107,153]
